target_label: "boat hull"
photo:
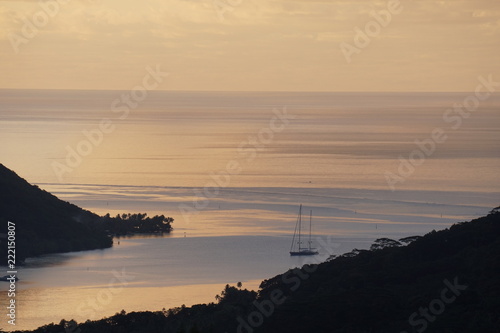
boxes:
[290,250,319,256]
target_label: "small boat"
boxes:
[290,204,319,256]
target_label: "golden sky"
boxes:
[1,0,499,91]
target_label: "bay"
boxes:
[10,235,368,330]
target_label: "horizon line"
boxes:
[0,88,495,94]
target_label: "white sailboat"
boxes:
[290,204,319,256]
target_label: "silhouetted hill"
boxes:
[18,207,500,333]
[0,164,112,262]
[257,206,500,333]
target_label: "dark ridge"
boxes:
[0,164,174,264]
[0,163,113,262]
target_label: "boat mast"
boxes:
[309,210,312,250]
[290,204,302,252]
[298,204,302,250]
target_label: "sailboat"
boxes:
[290,204,319,256]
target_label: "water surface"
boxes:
[0,90,498,330]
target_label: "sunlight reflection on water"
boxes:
[0,91,498,330]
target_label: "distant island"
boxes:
[0,164,173,263]
[10,206,499,333]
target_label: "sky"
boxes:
[0,0,499,91]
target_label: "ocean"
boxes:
[0,90,499,330]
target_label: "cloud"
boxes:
[0,0,499,91]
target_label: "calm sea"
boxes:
[0,90,499,330]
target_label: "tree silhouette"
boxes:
[369,238,402,251]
